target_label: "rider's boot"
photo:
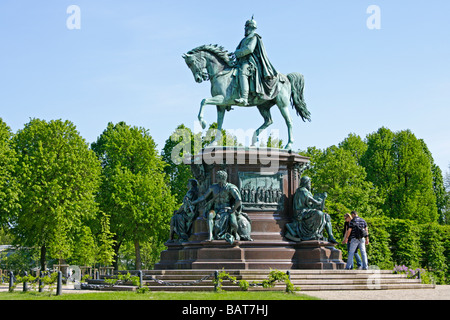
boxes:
[235,74,249,106]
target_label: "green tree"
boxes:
[161,124,198,204]
[301,142,382,221]
[69,211,116,267]
[361,127,395,202]
[364,217,393,269]
[92,122,176,270]
[70,225,97,267]
[203,122,241,147]
[388,219,422,267]
[162,123,242,205]
[419,223,447,282]
[260,132,283,148]
[420,140,448,224]
[440,224,450,281]
[362,128,438,223]
[444,166,450,224]
[12,119,102,270]
[95,212,117,266]
[338,133,368,164]
[0,118,20,229]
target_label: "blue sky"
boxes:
[0,1,449,173]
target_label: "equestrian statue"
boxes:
[183,17,311,150]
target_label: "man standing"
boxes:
[343,213,362,269]
[233,17,279,106]
[343,211,369,270]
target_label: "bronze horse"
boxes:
[183,44,310,149]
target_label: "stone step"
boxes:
[88,269,435,292]
[140,273,406,280]
[144,285,283,292]
[138,283,436,292]
[141,276,411,286]
[119,269,396,276]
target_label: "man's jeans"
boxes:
[346,238,368,270]
[347,242,362,269]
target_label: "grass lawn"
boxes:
[1,290,319,318]
[0,290,319,300]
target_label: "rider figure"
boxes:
[234,17,279,106]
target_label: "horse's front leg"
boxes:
[252,103,274,146]
[198,95,225,129]
[210,105,227,146]
[198,99,208,129]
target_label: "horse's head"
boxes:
[183,45,235,83]
[182,52,208,83]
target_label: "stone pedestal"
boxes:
[155,147,345,270]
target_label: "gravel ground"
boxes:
[305,285,450,300]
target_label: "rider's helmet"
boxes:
[245,16,257,29]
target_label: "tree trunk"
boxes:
[134,240,142,270]
[40,245,47,271]
[112,240,121,271]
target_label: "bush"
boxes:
[439,224,450,282]
[365,217,393,269]
[213,269,297,293]
[388,219,422,267]
[12,272,59,293]
[418,223,447,283]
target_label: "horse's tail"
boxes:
[287,72,311,122]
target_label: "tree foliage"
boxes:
[161,124,197,204]
[421,140,448,224]
[299,128,448,282]
[1,115,448,278]
[91,122,176,270]
[305,127,443,223]
[362,128,438,223]
[11,119,102,269]
[300,137,382,223]
[0,118,20,228]
[162,123,242,204]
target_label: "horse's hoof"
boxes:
[200,120,207,129]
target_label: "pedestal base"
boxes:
[156,147,345,270]
[155,239,344,270]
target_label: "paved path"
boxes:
[305,285,450,300]
[2,284,450,300]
